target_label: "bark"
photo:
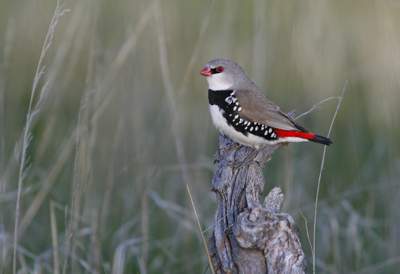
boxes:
[209,135,306,274]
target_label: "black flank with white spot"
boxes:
[208,89,278,141]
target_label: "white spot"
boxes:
[272,133,276,138]
[234,114,239,119]
[238,107,242,111]
[268,128,272,133]
[250,127,254,131]
[264,131,268,136]
[233,106,237,111]
[225,96,233,104]
[239,118,243,123]
[255,126,258,131]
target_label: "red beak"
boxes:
[200,67,212,76]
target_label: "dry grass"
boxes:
[0,0,399,273]
[12,1,69,273]
[186,183,215,274]
[312,80,347,274]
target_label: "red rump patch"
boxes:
[274,128,315,140]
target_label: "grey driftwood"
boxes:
[209,134,306,274]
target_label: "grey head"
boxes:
[200,58,255,91]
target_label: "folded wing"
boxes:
[235,89,306,131]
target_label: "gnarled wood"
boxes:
[209,135,306,274]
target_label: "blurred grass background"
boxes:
[0,0,399,273]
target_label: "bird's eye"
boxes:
[211,66,224,74]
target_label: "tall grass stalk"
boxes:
[312,81,347,274]
[186,183,215,274]
[50,200,61,274]
[12,2,69,273]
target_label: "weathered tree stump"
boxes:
[209,135,306,274]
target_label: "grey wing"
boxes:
[235,89,304,131]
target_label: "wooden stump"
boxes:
[209,135,306,274]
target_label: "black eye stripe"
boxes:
[210,68,218,74]
[211,67,223,74]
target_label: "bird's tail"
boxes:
[275,129,332,146]
[309,134,332,145]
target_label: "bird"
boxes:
[200,58,332,149]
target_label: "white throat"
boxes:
[207,74,232,90]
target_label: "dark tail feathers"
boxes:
[310,134,332,146]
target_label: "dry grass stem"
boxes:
[12,2,69,273]
[19,135,75,236]
[186,183,215,274]
[312,80,348,274]
[50,201,61,274]
[295,96,342,121]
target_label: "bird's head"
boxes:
[200,58,248,90]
